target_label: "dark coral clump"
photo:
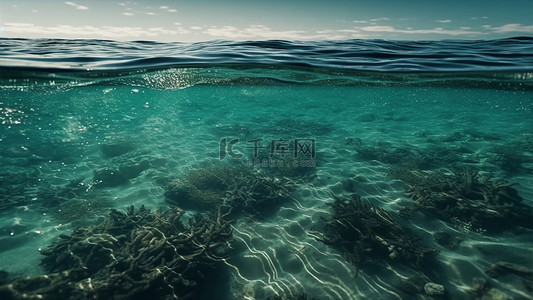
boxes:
[0,205,232,300]
[391,168,533,232]
[164,166,231,211]
[165,163,293,218]
[320,193,437,276]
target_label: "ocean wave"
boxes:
[1,37,532,73]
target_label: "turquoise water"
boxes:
[1,38,533,300]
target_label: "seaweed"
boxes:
[0,205,233,300]
[320,193,437,276]
[165,162,294,219]
[391,168,533,232]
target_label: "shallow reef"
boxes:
[486,142,533,173]
[319,193,437,276]
[165,162,294,219]
[353,139,426,167]
[93,149,168,188]
[0,169,40,210]
[100,140,136,159]
[0,205,232,300]
[269,118,334,137]
[36,178,112,224]
[353,139,468,170]
[483,261,533,297]
[265,293,320,300]
[391,168,533,232]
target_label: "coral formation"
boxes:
[320,193,437,276]
[0,205,232,300]
[165,163,293,218]
[424,282,446,296]
[391,168,533,232]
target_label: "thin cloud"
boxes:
[353,20,367,24]
[204,25,368,40]
[3,23,178,39]
[65,2,89,10]
[491,23,533,33]
[4,22,35,27]
[370,17,389,22]
[359,25,481,36]
[122,12,134,16]
[437,19,452,23]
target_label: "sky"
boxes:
[0,0,532,42]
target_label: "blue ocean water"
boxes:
[0,37,532,300]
